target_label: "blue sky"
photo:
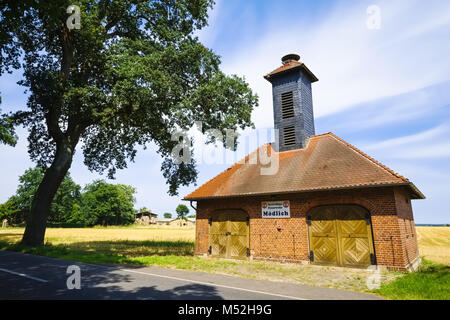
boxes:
[1,0,450,223]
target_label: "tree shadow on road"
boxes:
[49,265,224,300]
[0,254,223,300]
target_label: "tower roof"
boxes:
[264,54,319,83]
[184,133,424,200]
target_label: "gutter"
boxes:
[183,182,425,202]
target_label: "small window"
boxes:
[283,126,296,146]
[281,91,295,119]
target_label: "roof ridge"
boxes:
[310,132,333,139]
[327,132,409,182]
[266,61,302,72]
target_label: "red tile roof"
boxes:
[264,60,319,83]
[184,132,424,200]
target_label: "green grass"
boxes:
[0,240,136,264]
[0,240,195,265]
[373,259,450,300]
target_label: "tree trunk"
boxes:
[21,143,74,246]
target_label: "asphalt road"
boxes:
[0,250,382,300]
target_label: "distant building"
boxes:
[169,218,195,227]
[134,211,157,225]
[156,217,195,227]
[156,218,172,225]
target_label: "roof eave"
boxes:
[408,182,426,200]
[184,182,424,201]
[264,65,319,83]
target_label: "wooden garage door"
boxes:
[210,210,249,259]
[308,205,375,267]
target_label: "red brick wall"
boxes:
[394,187,420,267]
[194,186,419,270]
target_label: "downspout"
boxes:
[189,201,197,213]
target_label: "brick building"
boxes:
[184,54,424,271]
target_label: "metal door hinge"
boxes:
[208,246,212,255]
[370,253,376,265]
[247,248,250,257]
[309,250,314,262]
[365,213,371,225]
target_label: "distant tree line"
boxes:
[0,167,136,227]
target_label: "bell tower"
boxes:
[264,54,318,152]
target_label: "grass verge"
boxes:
[0,240,195,265]
[373,259,450,300]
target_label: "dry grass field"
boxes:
[416,226,450,265]
[0,225,195,242]
[0,225,196,257]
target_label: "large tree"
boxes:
[0,1,258,245]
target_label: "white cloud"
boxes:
[194,0,224,45]
[322,80,450,133]
[364,123,450,159]
[388,142,450,159]
[207,0,450,129]
[366,124,449,150]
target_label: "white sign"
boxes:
[261,201,290,218]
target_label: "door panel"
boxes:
[210,212,227,257]
[309,223,337,263]
[310,236,339,265]
[309,206,339,265]
[337,206,373,267]
[210,234,227,257]
[228,218,249,259]
[308,205,375,268]
[229,234,248,258]
[210,210,249,259]
[340,237,371,266]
